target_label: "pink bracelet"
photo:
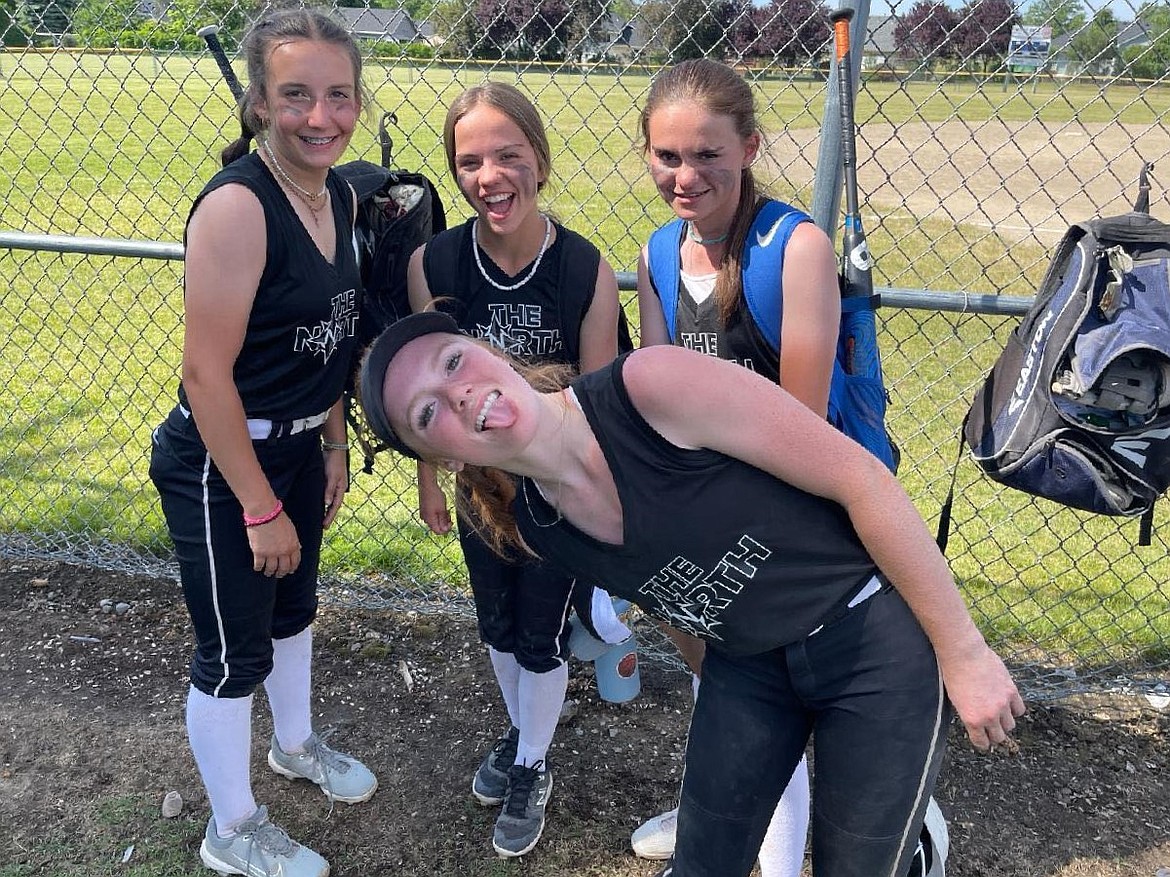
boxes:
[243,499,283,528]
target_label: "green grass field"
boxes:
[2,51,1169,670]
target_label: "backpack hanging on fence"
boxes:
[646,198,899,472]
[334,113,447,473]
[938,163,1170,548]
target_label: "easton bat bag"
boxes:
[940,165,1170,547]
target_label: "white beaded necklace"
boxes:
[472,213,552,292]
[260,139,328,224]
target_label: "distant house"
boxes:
[1047,19,1152,76]
[334,7,422,44]
[1116,18,1153,54]
[861,14,898,69]
[578,13,648,62]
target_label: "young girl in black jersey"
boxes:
[632,57,843,875]
[149,10,375,876]
[359,312,1025,877]
[402,82,624,858]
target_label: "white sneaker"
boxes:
[631,807,677,860]
[923,796,949,876]
[267,732,377,805]
[199,805,328,877]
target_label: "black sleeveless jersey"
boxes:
[660,220,781,384]
[177,152,361,420]
[422,217,600,369]
[515,354,880,656]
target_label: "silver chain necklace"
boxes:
[522,393,568,528]
[260,139,328,205]
[472,214,552,292]
[522,478,564,528]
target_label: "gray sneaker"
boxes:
[492,761,553,857]
[471,726,519,806]
[199,805,328,877]
[267,731,377,805]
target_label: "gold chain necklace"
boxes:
[260,139,328,226]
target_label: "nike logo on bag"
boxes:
[756,217,784,248]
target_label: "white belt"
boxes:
[178,405,331,440]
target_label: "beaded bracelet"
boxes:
[243,499,283,528]
[321,440,349,451]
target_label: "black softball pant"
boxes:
[149,407,324,698]
[457,518,575,674]
[673,586,952,877]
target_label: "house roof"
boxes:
[334,7,418,42]
[1048,19,1149,55]
[1117,19,1152,51]
[865,14,898,56]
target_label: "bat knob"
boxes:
[829,7,854,23]
[196,24,220,37]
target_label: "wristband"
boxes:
[322,440,349,451]
[243,499,283,528]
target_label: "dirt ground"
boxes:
[0,556,1167,877]
[771,119,1170,245]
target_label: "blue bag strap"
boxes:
[645,218,687,341]
[742,200,810,350]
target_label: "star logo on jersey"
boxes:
[476,303,561,357]
[639,535,771,643]
[294,288,358,363]
[477,320,533,356]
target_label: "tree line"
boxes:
[896,0,1170,78]
[1,0,1166,80]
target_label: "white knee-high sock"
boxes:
[265,626,313,753]
[515,662,569,768]
[488,646,522,729]
[186,685,257,836]
[758,754,811,877]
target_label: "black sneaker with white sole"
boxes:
[492,761,552,857]
[472,726,519,806]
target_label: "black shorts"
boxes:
[149,407,323,698]
[457,518,575,674]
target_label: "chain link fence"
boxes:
[2,0,1169,699]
